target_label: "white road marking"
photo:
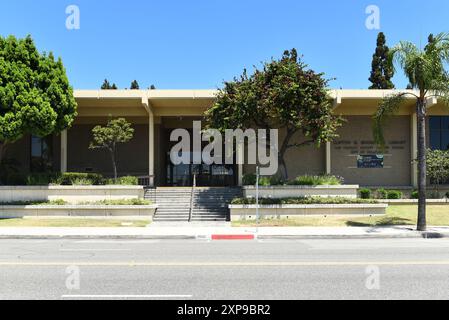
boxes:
[61,294,192,299]
[2,260,449,267]
[59,249,131,252]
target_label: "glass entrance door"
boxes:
[166,152,236,187]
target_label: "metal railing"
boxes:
[188,174,196,222]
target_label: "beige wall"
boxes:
[67,123,150,177]
[331,116,411,186]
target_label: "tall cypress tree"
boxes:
[101,79,112,89]
[130,80,140,89]
[369,32,395,89]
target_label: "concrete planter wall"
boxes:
[0,186,145,203]
[229,204,387,220]
[0,204,157,218]
[243,185,359,199]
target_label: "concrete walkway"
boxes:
[0,225,448,239]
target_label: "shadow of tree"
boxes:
[346,217,413,227]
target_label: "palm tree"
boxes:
[373,33,449,231]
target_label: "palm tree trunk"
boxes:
[416,99,427,231]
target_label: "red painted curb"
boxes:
[211,234,255,240]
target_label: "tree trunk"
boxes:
[278,154,288,180]
[416,99,427,231]
[110,149,118,181]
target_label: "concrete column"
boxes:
[60,130,67,173]
[149,111,155,187]
[411,113,418,188]
[237,144,243,186]
[325,141,331,174]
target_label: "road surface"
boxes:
[1,238,449,299]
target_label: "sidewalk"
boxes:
[0,225,448,239]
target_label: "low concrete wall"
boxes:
[243,185,359,199]
[0,205,157,218]
[229,204,387,220]
[0,186,145,203]
[378,199,449,205]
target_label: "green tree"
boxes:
[426,148,449,196]
[373,32,449,231]
[204,49,343,178]
[369,32,395,89]
[89,118,134,180]
[0,35,77,175]
[101,79,118,90]
[130,80,139,90]
[149,84,156,90]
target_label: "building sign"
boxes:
[357,155,384,168]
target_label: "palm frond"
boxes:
[373,93,407,148]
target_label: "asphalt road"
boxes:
[1,238,449,300]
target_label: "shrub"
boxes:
[287,174,342,186]
[106,176,138,185]
[429,190,441,199]
[376,188,388,199]
[60,173,104,185]
[359,188,372,199]
[411,190,419,199]
[25,172,104,186]
[387,190,403,199]
[91,198,151,205]
[446,191,449,199]
[242,173,257,186]
[231,196,378,205]
[26,172,62,185]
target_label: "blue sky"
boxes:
[1,0,448,90]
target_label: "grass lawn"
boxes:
[0,218,151,228]
[232,205,449,227]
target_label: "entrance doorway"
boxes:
[166,154,236,187]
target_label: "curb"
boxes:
[0,232,447,240]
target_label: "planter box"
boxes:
[0,186,145,203]
[243,185,359,199]
[229,204,387,220]
[0,204,157,218]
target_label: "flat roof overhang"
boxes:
[73,89,449,118]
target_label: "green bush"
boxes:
[60,173,104,185]
[359,188,372,199]
[446,192,449,199]
[25,172,104,186]
[376,188,388,199]
[411,190,419,199]
[287,174,342,186]
[242,174,284,186]
[231,196,378,205]
[26,172,62,185]
[387,190,403,199]
[106,176,138,185]
[242,173,257,186]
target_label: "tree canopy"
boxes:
[0,35,77,148]
[89,118,134,179]
[369,32,395,89]
[101,79,118,90]
[130,80,139,90]
[204,49,343,178]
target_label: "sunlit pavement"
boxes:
[1,238,449,300]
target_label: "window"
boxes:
[30,135,53,172]
[429,116,449,150]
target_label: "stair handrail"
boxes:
[189,174,196,222]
